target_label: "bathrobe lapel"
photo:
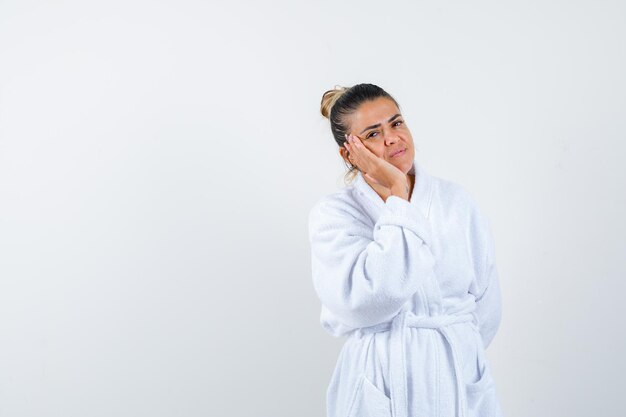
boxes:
[353,157,433,221]
[354,157,444,318]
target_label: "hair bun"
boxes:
[320,85,348,119]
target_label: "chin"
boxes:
[402,150,415,172]
[392,160,412,174]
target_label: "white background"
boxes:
[1,1,624,416]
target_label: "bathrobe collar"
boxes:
[353,157,433,219]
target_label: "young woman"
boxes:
[308,83,504,417]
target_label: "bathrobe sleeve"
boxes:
[470,214,502,349]
[308,194,436,330]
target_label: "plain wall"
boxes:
[1,1,624,416]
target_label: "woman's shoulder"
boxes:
[308,186,370,230]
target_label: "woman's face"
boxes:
[340,96,415,174]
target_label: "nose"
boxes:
[384,131,400,146]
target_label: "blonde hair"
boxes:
[319,83,400,184]
[320,85,348,119]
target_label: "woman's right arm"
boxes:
[308,194,436,329]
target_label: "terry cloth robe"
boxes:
[308,158,503,417]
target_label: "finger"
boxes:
[349,135,374,162]
[348,135,364,154]
[351,135,368,152]
[345,138,358,156]
[351,134,365,146]
[348,135,373,166]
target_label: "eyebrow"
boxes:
[359,114,402,134]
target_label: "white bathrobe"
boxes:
[308,158,503,417]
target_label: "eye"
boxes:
[366,131,378,139]
[393,120,404,127]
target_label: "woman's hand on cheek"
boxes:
[344,134,405,189]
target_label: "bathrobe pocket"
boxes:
[465,343,497,416]
[346,373,392,417]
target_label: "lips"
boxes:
[390,148,406,158]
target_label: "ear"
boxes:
[339,147,351,165]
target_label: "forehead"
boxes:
[349,97,400,128]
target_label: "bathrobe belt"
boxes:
[359,310,475,417]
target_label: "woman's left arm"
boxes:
[470,214,503,350]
